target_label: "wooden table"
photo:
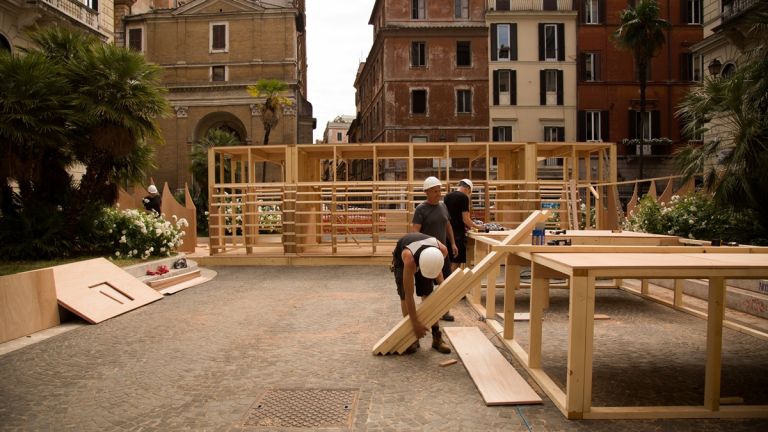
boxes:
[496,252,768,420]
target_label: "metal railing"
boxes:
[721,0,760,22]
[37,0,100,32]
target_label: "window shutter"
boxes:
[578,53,585,81]
[577,111,586,141]
[557,127,565,141]
[599,0,605,24]
[595,53,601,80]
[681,53,691,81]
[600,111,609,141]
[682,0,690,24]
[491,24,498,61]
[629,111,637,139]
[510,24,518,61]
[557,24,565,61]
[556,70,564,105]
[493,70,500,105]
[538,24,545,61]
[510,70,517,105]
[652,110,661,138]
[492,127,499,141]
[578,0,585,22]
[540,70,546,105]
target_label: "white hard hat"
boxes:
[460,178,473,190]
[418,247,444,279]
[423,176,441,191]
[148,185,158,194]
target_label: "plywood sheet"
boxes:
[444,326,542,406]
[53,258,163,324]
[0,269,59,343]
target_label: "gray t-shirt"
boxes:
[412,201,450,245]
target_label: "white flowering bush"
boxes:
[97,207,187,259]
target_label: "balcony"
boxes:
[29,0,100,33]
[721,0,760,23]
[487,0,574,12]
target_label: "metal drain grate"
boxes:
[243,388,359,429]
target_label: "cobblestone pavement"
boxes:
[1,266,767,431]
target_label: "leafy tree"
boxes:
[613,0,670,179]
[675,2,768,233]
[189,128,240,233]
[0,27,169,258]
[246,79,293,145]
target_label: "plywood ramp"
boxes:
[54,258,163,324]
[444,327,542,406]
[372,210,549,355]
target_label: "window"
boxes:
[722,63,736,78]
[412,0,425,19]
[456,136,473,142]
[540,69,563,106]
[455,0,469,19]
[411,42,426,67]
[411,135,428,143]
[492,126,513,142]
[582,52,600,81]
[544,127,565,142]
[127,28,142,52]
[210,23,228,52]
[491,24,517,61]
[411,89,427,114]
[211,65,226,82]
[493,69,516,105]
[629,110,661,141]
[585,111,602,141]
[496,0,510,10]
[456,41,471,66]
[685,0,702,24]
[86,0,98,10]
[681,53,703,81]
[543,0,557,11]
[539,23,564,61]
[337,132,343,141]
[584,0,600,24]
[456,89,472,114]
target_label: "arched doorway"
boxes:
[0,34,11,52]
[193,111,247,144]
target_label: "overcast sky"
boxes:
[306,0,376,142]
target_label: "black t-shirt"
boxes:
[443,190,469,238]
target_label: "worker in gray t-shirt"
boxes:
[412,176,458,321]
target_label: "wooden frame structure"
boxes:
[207,142,617,258]
[461,232,768,420]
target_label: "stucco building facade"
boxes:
[119,0,313,189]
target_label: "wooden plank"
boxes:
[704,277,725,411]
[444,326,542,406]
[372,210,550,355]
[54,258,163,324]
[147,270,202,290]
[0,269,59,343]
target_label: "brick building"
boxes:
[354,0,489,144]
[118,0,313,189]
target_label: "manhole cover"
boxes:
[243,388,359,429]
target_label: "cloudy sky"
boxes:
[306,0,376,142]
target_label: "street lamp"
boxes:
[708,58,722,77]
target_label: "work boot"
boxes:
[441,311,455,322]
[403,340,420,355]
[431,331,451,354]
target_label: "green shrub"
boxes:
[624,192,767,245]
[97,207,187,259]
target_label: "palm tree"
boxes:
[676,2,768,231]
[613,0,670,179]
[0,27,170,258]
[246,79,293,145]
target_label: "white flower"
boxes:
[115,251,120,257]
[155,228,162,235]
[119,235,127,244]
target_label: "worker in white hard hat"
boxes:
[391,232,451,354]
[142,184,162,216]
[413,176,458,322]
[444,179,484,272]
